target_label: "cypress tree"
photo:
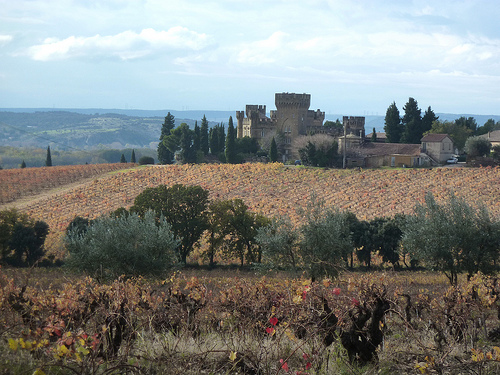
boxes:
[225,117,237,163]
[158,113,175,164]
[20,160,26,168]
[384,102,403,143]
[45,146,52,167]
[120,154,127,163]
[200,115,209,155]
[269,137,278,162]
[131,149,136,163]
[402,97,422,144]
[193,121,201,152]
[371,127,377,142]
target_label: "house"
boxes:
[346,142,424,168]
[420,134,455,164]
[479,130,500,148]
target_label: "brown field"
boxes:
[2,163,500,258]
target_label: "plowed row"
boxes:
[7,163,500,257]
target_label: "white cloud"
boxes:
[0,35,13,45]
[236,31,289,65]
[24,27,214,61]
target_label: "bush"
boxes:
[65,211,179,279]
[138,156,155,165]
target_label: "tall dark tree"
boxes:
[225,116,237,164]
[209,126,220,155]
[402,97,422,144]
[218,123,226,152]
[158,113,176,164]
[200,115,210,155]
[130,149,136,163]
[193,121,201,152]
[120,153,127,163]
[180,124,196,163]
[45,146,52,167]
[421,106,438,135]
[20,160,26,169]
[384,102,403,143]
[371,127,377,142]
[269,137,278,162]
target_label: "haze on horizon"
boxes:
[1,0,500,117]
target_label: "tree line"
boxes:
[384,97,500,153]
[57,184,500,284]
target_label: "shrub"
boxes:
[65,210,179,279]
[138,156,155,165]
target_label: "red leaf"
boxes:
[352,298,360,306]
[269,317,278,326]
[332,287,341,296]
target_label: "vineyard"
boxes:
[2,163,500,373]
[2,269,500,374]
[0,164,133,205]
[1,163,500,258]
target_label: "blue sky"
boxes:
[1,0,500,116]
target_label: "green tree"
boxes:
[402,193,500,284]
[20,160,26,168]
[45,146,52,167]
[200,115,210,155]
[465,136,491,159]
[130,149,136,163]
[298,196,353,281]
[193,121,201,152]
[371,127,377,142]
[477,119,500,135]
[384,102,403,143]
[180,124,197,163]
[455,116,477,133]
[138,156,154,165]
[131,184,209,264]
[158,113,176,164]
[236,137,259,155]
[220,199,269,266]
[426,120,472,151]
[421,106,438,135]
[225,116,237,164]
[323,119,343,134]
[256,215,299,270]
[269,137,278,162]
[65,211,178,279]
[0,209,49,267]
[402,97,422,144]
[120,153,127,163]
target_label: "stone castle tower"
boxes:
[236,93,325,160]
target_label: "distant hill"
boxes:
[1,108,499,152]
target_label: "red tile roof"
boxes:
[420,133,451,142]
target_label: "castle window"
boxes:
[261,130,265,137]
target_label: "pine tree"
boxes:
[120,154,127,163]
[402,97,422,144]
[269,137,278,162]
[209,126,219,155]
[45,146,52,167]
[20,160,26,168]
[384,102,403,143]
[225,117,237,163]
[131,149,136,163]
[422,106,438,135]
[200,115,209,155]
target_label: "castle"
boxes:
[236,92,365,160]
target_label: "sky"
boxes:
[1,0,500,117]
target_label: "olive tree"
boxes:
[256,215,299,270]
[299,196,353,281]
[131,184,209,264]
[402,193,500,284]
[65,211,178,279]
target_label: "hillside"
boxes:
[0,110,224,151]
[3,163,499,259]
